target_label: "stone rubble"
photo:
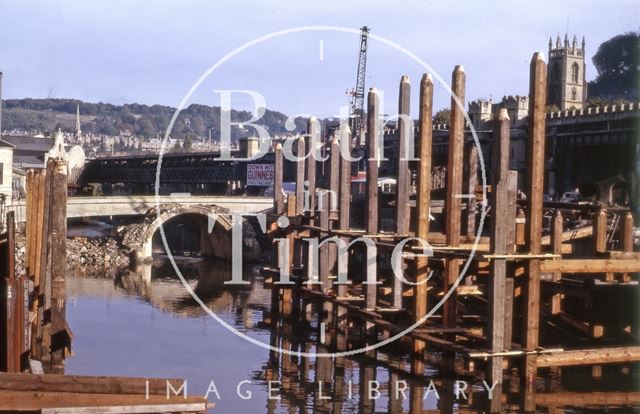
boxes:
[14,234,131,276]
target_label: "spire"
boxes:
[549,36,553,51]
[556,34,561,48]
[74,104,82,142]
[581,36,586,51]
[572,35,577,49]
[564,33,569,48]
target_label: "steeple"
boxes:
[564,33,569,48]
[74,104,82,143]
[572,35,577,49]
[556,34,561,49]
[549,36,553,51]
[582,36,586,51]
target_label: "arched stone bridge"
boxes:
[8,195,273,222]
[121,204,235,263]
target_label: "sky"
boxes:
[0,0,638,118]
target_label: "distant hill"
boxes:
[1,98,307,141]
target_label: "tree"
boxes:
[433,108,451,125]
[586,96,632,108]
[588,31,639,101]
[545,104,560,113]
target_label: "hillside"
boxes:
[0,98,307,141]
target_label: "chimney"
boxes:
[239,137,259,158]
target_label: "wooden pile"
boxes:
[24,159,71,373]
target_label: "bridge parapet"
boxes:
[7,195,273,223]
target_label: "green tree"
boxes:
[588,31,639,101]
[433,108,451,125]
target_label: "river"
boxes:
[61,223,639,413]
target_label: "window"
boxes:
[551,62,560,83]
[571,63,579,83]
[571,87,577,101]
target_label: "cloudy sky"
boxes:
[1,0,638,117]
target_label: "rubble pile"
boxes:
[67,237,130,267]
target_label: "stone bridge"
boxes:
[120,204,236,263]
[8,195,273,222]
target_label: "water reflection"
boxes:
[65,257,639,414]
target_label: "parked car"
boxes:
[263,182,296,197]
[559,191,580,203]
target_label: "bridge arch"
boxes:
[134,205,233,262]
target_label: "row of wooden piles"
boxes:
[0,158,69,374]
[1,158,210,413]
[265,52,640,412]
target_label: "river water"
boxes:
[62,219,639,413]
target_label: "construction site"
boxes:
[0,18,639,414]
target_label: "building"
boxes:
[0,139,14,202]
[547,34,587,110]
[1,131,86,198]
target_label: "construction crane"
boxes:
[347,26,369,146]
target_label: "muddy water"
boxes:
[64,257,639,413]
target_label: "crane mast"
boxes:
[349,26,369,145]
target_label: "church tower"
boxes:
[547,34,587,110]
[74,104,82,144]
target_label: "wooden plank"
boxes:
[393,75,411,309]
[32,169,48,359]
[521,52,547,412]
[541,224,592,245]
[0,373,185,395]
[537,346,640,368]
[25,169,35,281]
[40,403,209,414]
[0,390,206,411]
[535,391,640,406]
[540,259,640,273]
